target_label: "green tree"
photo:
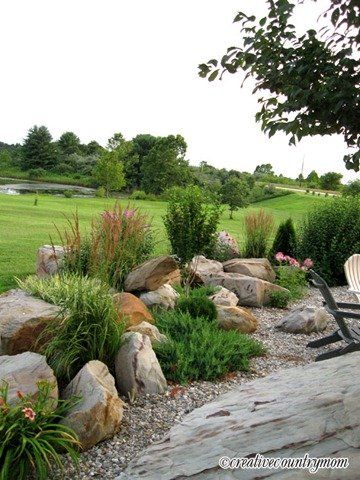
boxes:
[319,172,343,191]
[220,177,250,219]
[269,218,297,259]
[306,170,319,187]
[95,150,125,197]
[125,134,158,190]
[82,140,104,156]
[254,163,274,176]
[141,135,191,194]
[107,132,125,151]
[21,125,56,170]
[58,131,81,156]
[199,0,360,171]
[343,179,360,197]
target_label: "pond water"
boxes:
[0,177,94,196]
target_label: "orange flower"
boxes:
[22,407,36,421]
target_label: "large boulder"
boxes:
[125,256,181,293]
[0,352,58,406]
[61,361,125,451]
[36,245,65,278]
[203,273,289,307]
[216,305,258,333]
[127,321,168,345]
[115,332,167,397]
[113,292,154,328]
[123,352,360,479]
[209,286,238,307]
[140,284,179,310]
[217,231,239,257]
[276,306,330,334]
[0,289,60,355]
[188,255,223,283]
[223,258,276,283]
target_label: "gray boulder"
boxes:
[36,245,65,278]
[115,332,167,397]
[140,284,179,310]
[209,286,238,307]
[0,289,60,355]
[123,352,360,479]
[61,360,125,451]
[0,352,58,406]
[276,306,330,334]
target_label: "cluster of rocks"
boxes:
[0,243,332,457]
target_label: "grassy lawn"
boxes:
[0,192,326,293]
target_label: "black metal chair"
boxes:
[307,270,360,361]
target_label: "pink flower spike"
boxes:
[22,407,36,421]
[123,209,136,219]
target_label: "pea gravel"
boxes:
[54,286,356,480]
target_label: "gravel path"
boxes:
[54,286,356,479]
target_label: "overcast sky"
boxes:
[1,0,358,182]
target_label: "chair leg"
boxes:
[315,342,360,362]
[307,330,341,349]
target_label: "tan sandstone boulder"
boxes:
[0,289,60,355]
[113,292,154,327]
[115,332,167,397]
[216,305,258,333]
[36,245,65,278]
[0,352,58,406]
[127,321,168,345]
[61,361,125,451]
[223,258,276,283]
[217,231,239,256]
[125,256,181,292]
[203,273,289,307]
[188,255,223,283]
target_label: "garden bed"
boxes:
[52,285,354,479]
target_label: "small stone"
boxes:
[126,321,168,345]
[36,245,65,278]
[276,306,330,334]
[140,284,179,310]
[216,305,258,333]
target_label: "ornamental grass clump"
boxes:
[154,310,264,384]
[243,209,274,258]
[58,203,154,290]
[18,274,124,383]
[0,381,80,480]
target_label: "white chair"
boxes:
[344,254,360,302]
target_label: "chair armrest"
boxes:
[337,302,360,310]
[349,289,360,295]
[334,310,360,320]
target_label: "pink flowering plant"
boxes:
[273,252,312,302]
[0,380,80,480]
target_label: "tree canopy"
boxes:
[199,0,360,171]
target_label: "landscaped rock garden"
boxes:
[1,242,355,479]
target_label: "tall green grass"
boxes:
[18,274,124,382]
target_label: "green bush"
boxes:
[63,189,73,198]
[18,274,125,382]
[57,204,154,290]
[269,218,297,260]
[297,197,360,285]
[176,296,217,321]
[154,311,264,384]
[95,186,106,198]
[243,209,274,258]
[164,186,221,265]
[129,190,147,200]
[0,381,79,480]
[28,168,46,180]
[275,265,307,300]
[269,289,292,308]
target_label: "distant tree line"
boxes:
[0,125,356,208]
